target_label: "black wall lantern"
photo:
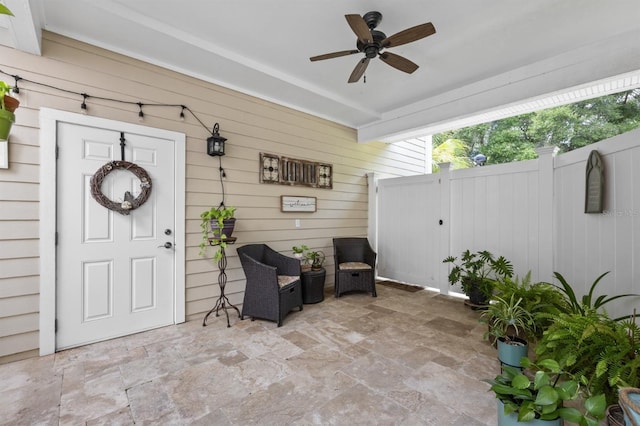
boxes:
[207,123,227,156]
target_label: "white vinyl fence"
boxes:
[374,127,640,319]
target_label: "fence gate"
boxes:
[376,173,449,292]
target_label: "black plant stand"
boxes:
[202,237,242,327]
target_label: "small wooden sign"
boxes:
[281,196,317,212]
[585,150,604,213]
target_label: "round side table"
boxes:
[301,268,326,304]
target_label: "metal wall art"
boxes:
[584,150,604,213]
[260,152,332,189]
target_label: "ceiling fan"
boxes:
[309,11,436,83]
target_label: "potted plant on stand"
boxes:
[199,205,236,261]
[485,357,606,425]
[0,80,19,140]
[482,293,536,368]
[443,249,513,308]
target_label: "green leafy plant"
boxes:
[292,244,309,257]
[535,310,640,405]
[492,272,568,339]
[305,250,325,270]
[0,4,13,16]
[199,206,236,261]
[0,80,12,110]
[550,271,639,319]
[443,249,513,300]
[485,357,606,425]
[482,294,536,343]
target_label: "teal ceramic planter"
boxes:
[0,108,15,140]
[619,387,640,426]
[497,336,528,368]
[497,400,561,426]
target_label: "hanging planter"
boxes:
[0,81,19,140]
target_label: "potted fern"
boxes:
[199,205,236,261]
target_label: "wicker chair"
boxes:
[333,237,377,298]
[237,244,303,327]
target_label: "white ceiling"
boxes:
[2,0,640,142]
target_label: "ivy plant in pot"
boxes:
[485,357,606,426]
[443,249,513,307]
[482,293,536,368]
[199,206,236,262]
[0,80,19,140]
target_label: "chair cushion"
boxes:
[338,262,371,270]
[278,275,299,288]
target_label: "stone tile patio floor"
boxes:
[0,284,500,425]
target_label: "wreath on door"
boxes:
[90,161,152,215]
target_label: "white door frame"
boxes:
[38,108,186,356]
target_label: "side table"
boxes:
[301,268,326,304]
[202,237,242,327]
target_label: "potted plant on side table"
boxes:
[292,244,311,272]
[485,357,606,425]
[443,249,513,308]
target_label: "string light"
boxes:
[12,76,20,95]
[0,68,218,137]
[80,93,88,114]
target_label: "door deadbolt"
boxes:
[164,229,172,235]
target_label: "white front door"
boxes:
[56,122,176,350]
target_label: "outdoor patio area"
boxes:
[0,283,499,425]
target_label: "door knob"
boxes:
[158,242,173,249]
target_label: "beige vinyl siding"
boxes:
[0,31,427,363]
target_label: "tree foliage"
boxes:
[433,89,640,167]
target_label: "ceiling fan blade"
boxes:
[310,50,360,61]
[381,22,436,48]
[348,58,370,83]
[345,14,372,44]
[379,52,419,74]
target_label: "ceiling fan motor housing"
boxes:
[357,30,387,58]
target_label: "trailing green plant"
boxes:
[485,357,606,425]
[492,272,568,339]
[0,4,13,16]
[535,309,640,405]
[550,271,639,319]
[0,81,12,110]
[482,294,536,343]
[443,249,513,298]
[199,206,236,261]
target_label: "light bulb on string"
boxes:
[180,105,186,121]
[80,93,88,114]
[137,102,144,122]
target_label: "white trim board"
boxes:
[38,108,186,355]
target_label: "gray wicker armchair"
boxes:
[333,237,377,298]
[237,244,303,327]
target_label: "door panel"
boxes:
[56,122,175,350]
